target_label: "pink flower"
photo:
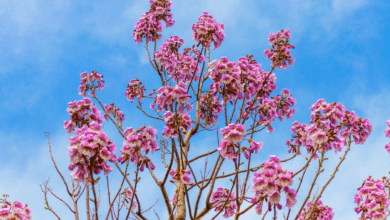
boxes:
[154,36,204,83]
[64,98,103,133]
[192,12,225,49]
[252,156,296,213]
[125,79,145,102]
[169,169,194,186]
[133,0,175,44]
[118,126,158,172]
[210,187,237,218]
[78,70,105,97]
[298,200,334,220]
[264,29,295,69]
[0,199,32,220]
[103,103,125,126]
[354,176,390,220]
[68,122,117,183]
[287,99,372,158]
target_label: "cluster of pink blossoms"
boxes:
[297,200,335,220]
[384,120,390,154]
[133,0,175,44]
[0,200,32,220]
[209,57,244,104]
[264,29,295,69]
[78,70,105,97]
[154,36,205,83]
[251,156,297,215]
[354,176,390,220]
[123,188,138,211]
[68,122,117,183]
[209,55,280,105]
[210,187,237,218]
[169,170,194,186]
[199,92,223,126]
[151,82,192,113]
[162,111,191,139]
[244,89,296,133]
[191,12,225,49]
[118,126,158,172]
[125,79,145,103]
[103,103,125,126]
[286,99,372,158]
[169,170,194,205]
[242,139,263,160]
[64,98,103,133]
[218,124,246,160]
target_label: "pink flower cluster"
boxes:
[169,169,194,186]
[199,92,223,126]
[154,36,205,83]
[68,122,117,183]
[297,200,334,220]
[251,156,297,215]
[117,126,158,172]
[151,82,192,113]
[237,55,264,99]
[64,98,103,133]
[354,176,390,220]
[103,103,125,126]
[78,70,105,97]
[125,79,145,102]
[169,170,194,205]
[162,111,191,138]
[133,0,175,44]
[191,12,225,49]
[264,29,295,69]
[244,89,296,133]
[208,57,243,104]
[210,187,237,218]
[384,120,390,154]
[218,124,246,160]
[286,99,372,158]
[208,56,277,105]
[242,139,263,159]
[123,188,138,211]
[0,200,32,220]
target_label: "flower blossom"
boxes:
[192,12,225,49]
[64,98,103,133]
[251,156,297,214]
[78,70,105,97]
[218,124,246,160]
[242,139,263,159]
[210,187,237,218]
[67,122,117,183]
[0,199,32,220]
[123,188,138,211]
[133,0,175,44]
[151,82,192,113]
[117,126,158,172]
[244,89,296,133]
[154,36,204,83]
[199,92,223,126]
[286,99,372,158]
[169,169,194,186]
[354,176,390,220]
[162,111,192,138]
[264,29,295,69]
[125,79,145,102]
[103,103,125,126]
[298,200,335,220]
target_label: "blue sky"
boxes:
[1,0,390,219]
